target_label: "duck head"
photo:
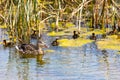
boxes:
[73,31,77,35]
[3,40,7,46]
[37,41,48,55]
[37,40,48,48]
[92,33,95,36]
[55,38,58,42]
[33,30,37,35]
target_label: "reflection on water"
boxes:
[1,31,120,80]
[0,42,120,80]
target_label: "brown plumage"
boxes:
[16,40,47,56]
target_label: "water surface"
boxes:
[0,29,120,80]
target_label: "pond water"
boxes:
[0,29,120,80]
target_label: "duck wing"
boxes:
[24,44,36,51]
[29,44,38,50]
[16,43,38,52]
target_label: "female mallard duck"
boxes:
[16,40,47,56]
[3,39,14,47]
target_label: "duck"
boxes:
[31,30,38,39]
[15,39,47,56]
[3,39,14,47]
[51,38,59,46]
[90,33,96,40]
[72,31,79,39]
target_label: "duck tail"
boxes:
[15,46,19,50]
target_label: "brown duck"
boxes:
[16,40,47,56]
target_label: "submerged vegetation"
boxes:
[0,0,120,50]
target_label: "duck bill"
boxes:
[44,44,48,48]
[40,44,48,48]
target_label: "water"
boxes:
[0,30,120,80]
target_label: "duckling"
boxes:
[16,40,47,56]
[3,39,14,47]
[51,38,59,46]
[31,30,38,39]
[72,31,79,39]
[90,33,96,40]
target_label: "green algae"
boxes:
[0,24,7,28]
[58,38,93,47]
[96,39,120,51]
[65,22,75,28]
[81,29,104,38]
[45,49,55,53]
[47,31,71,37]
